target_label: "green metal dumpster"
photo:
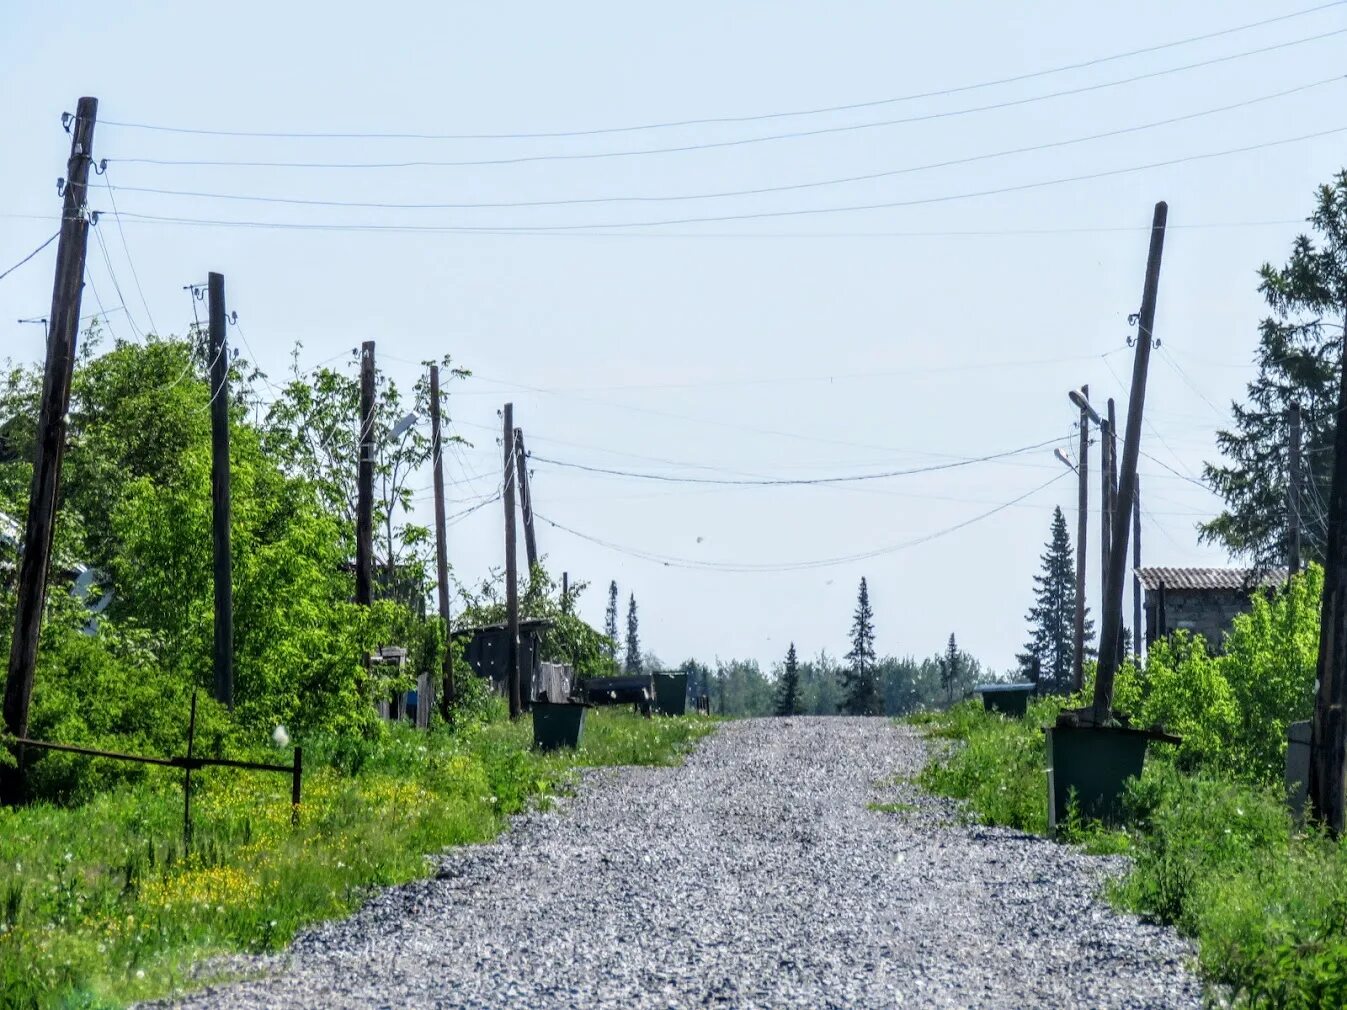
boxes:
[653,673,688,716]
[976,683,1035,718]
[532,701,587,751]
[1045,722,1178,830]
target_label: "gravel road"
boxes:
[150,717,1203,1009]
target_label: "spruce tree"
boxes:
[604,580,620,669]
[840,577,882,715]
[1202,172,1347,567]
[1018,506,1092,693]
[624,593,642,672]
[775,642,804,716]
[939,633,961,704]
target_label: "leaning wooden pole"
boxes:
[2,98,98,803]
[1309,306,1347,835]
[514,428,539,573]
[1093,201,1167,725]
[429,365,455,720]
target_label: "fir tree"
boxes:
[1018,506,1092,693]
[624,593,642,672]
[604,580,620,669]
[1202,172,1347,568]
[775,642,804,716]
[939,633,961,704]
[840,577,882,715]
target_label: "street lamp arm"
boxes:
[1068,388,1103,426]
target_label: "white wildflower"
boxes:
[272,725,290,748]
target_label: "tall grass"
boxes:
[0,708,713,1010]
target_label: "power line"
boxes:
[103,125,1347,233]
[1140,449,1217,492]
[0,210,1310,240]
[528,436,1062,486]
[1157,344,1228,417]
[535,471,1069,573]
[104,76,1343,212]
[0,231,59,283]
[104,29,1347,172]
[91,223,145,338]
[100,170,159,335]
[99,6,1347,142]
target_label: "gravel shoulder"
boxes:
[146,717,1202,1009]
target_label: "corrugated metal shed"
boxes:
[1136,567,1288,592]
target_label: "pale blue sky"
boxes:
[3,1,1345,673]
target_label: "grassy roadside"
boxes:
[913,700,1347,1007]
[0,707,714,1010]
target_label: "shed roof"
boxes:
[451,618,553,637]
[1136,566,1287,592]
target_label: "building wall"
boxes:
[1145,587,1259,652]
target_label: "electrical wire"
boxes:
[91,223,146,338]
[1157,344,1228,418]
[101,171,159,335]
[534,470,1069,573]
[527,436,1062,486]
[0,231,59,283]
[102,124,1347,233]
[102,19,1347,155]
[105,76,1344,212]
[83,260,125,344]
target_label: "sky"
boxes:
[2,1,1345,676]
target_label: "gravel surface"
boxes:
[147,717,1203,1009]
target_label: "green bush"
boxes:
[1118,762,1347,1008]
[917,697,1064,834]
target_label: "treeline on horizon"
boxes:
[671,649,986,718]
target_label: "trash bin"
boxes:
[976,683,1035,718]
[653,673,688,716]
[532,701,587,751]
[1045,723,1176,830]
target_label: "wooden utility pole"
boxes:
[3,98,99,802]
[1289,401,1303,576]
[1133,477,1142,660]
[208,273,233,709]
[1073,385,1089,690]
[514,427,538,573]
[1310,309,1347,834]
[503,404,521,719]
[355,341,375,606]
[1093,201,1167,724]
[561,571,570,614]
[1100,416,1112,628]
[1108,398,1123,669]
[429,365,454,720]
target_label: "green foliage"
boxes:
[1202,170,1347,566]
[1104,565,1321,783]
[917,697,1066,834]
[0,709,710,1010]
[1117,763,1347,1009]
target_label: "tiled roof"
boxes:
[1135,566,1288,592]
